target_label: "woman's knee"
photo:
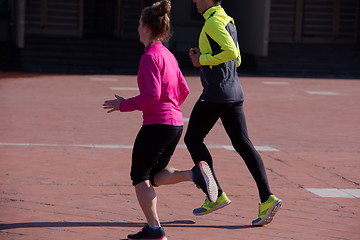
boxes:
[131,168,149,186]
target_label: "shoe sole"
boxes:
[193,199,231,216]
[253,199,282,226]
[198,161,218,203]
[128,237,167,240]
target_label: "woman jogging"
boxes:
[103,1,218,239]
[186,0,282,226]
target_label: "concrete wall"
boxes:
[10,0,25,48]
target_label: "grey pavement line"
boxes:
[262,81,290,85]
[0,142,279,152]
[305,91,340,95]
[90,77,118,81]
[110,87,139,91]
[306,188,360,198]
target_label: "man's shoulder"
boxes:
[205,10,231,26]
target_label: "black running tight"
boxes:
[184,100,272,202]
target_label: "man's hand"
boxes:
[189,48,201,67]
[103,95,124,113]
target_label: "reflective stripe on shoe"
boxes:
[252,195,282,226]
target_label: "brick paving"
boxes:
[0,72,359,240]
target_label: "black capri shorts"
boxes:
[130,124,183,186]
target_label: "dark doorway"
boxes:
[83,0,116,37]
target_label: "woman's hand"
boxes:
[189,48,201,67]
[103,95,124,113]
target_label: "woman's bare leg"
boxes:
[135,181,161,227]
[154,167,192,185]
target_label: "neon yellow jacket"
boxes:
[199,5,241,67]
[197,5,243,103]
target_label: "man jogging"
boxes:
[186,0,282,226]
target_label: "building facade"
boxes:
[1,0,359,74]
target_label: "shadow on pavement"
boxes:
[0,219,253,230]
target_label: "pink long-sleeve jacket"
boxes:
[119,41,189,126]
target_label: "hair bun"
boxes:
[152,0,171,16]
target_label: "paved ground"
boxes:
[0,72,359,240]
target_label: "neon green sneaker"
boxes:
[193,192,231,216]
[252,195,282,226]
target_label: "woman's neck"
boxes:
[143,39,160,47]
